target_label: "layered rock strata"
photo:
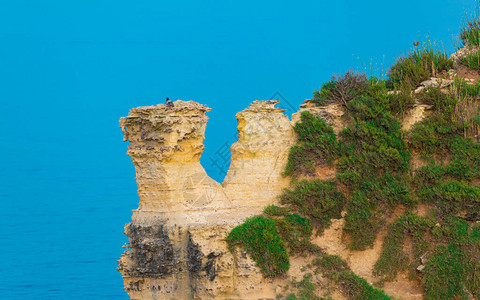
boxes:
[118,100,296,299]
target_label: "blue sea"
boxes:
[1,152,135,299]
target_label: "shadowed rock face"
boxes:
[118,100,296,299]
[119,224,175,278]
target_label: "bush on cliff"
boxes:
[227,209,316,277]
[232,8,480,298]
[226,216,290,277]
[264,207,315,255]
[313,70,369,106]
[280,179,345,234]
[461,9,480,47]
[284,111,338,177]
[337,92,412,249]
[422,217,480,299]
[387,43,451,89]
[374,212,433,282]
[314,253,391,300]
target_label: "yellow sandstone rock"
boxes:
[118,100,296,299]
[118,99,428,299]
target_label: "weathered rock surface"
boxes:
[223,100,295,211]
[118,100,296,299]
[118,99,431,299]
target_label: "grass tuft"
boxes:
[387,42,451,89]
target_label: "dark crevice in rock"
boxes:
[121,223,175,278]
[204,252,219,281]
[186,233,204,275]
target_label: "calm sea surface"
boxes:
[1,160,136,299]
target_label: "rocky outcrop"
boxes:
[118,100,296,299]
[118,101,232,226]
[223,100,295,210]
[117,98,433,299]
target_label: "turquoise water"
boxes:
[1,164,134,299]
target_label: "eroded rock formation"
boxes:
[118,97,434,300]
[118,100,296,299]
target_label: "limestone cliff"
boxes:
[223,100,295,209]
[118,100,296,299]
[118,96,437,300]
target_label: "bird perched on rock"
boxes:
[166,97,174,107]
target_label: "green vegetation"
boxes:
[313,71,368,106]
[461,5,480,47]
[280,180,345,234]
[387,43,451,89]
[337,85,412,249]
[409,87,461,155]
[423,217,480,299]
[284,111,338,177]
[315,253,391,299]
[226,216,290,277]
[386,87,416,117]
[374,213,433,281]
[462,50,480,69]
[462,20,480,46]
[227,207,315,277]
[277,274,320,300]
[271,211,315,254]
[417,176,480,219]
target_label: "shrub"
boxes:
[417,86,456,111]
[417,178,480,219]
[462,50,480,69]
[461,11,480,47]
[343,191,382,250]
[431,216,470,242]
[471,223,480,241]
[226,216,290,277]
[423,244,465,300]
[452,79,480,139]
[338,272,391,300]
[337,95,411,249]
[284,111,338,177]
[264,205,290,217]
[273,213,314,255]
[409,114,462,156]
[453,78,480,98]
[387,43,452,89]
[409,87,462,155]
[288,274,319,300]
[280,179,345,234]
[338,102,410,190]
[386,88,415,117]
[315,253,391,300]
[313,70,368,106]
[422,217,480,299]
[445,138,480,181]
[374,212,433,281]
[388,56,429,89]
